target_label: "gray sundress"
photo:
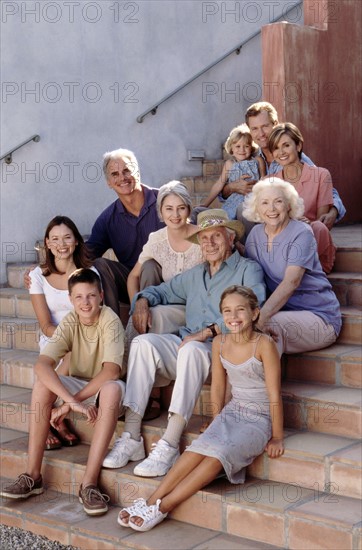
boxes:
[186,336,272,483]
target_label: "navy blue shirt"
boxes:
[87,184,165,269]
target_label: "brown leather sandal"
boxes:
[50,420,80,447]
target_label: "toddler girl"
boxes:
[201,124,266,219]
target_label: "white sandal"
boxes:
[129,498,167,532]
[117,498,148,527]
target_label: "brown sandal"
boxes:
[45,430,62,450]
[50,420,80,447]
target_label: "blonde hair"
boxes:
[243,177,305,222]
[224,124,257,158]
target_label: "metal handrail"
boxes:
[0,134,41,164]
[137,0,302,123]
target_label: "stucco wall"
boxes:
[0,0,303,283]
[262,0,361,223]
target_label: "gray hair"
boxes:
[243,177,305,222]
[102,148,140,182]
[156,180,192,220]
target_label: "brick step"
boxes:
[0,349,39,389]
[281,381,361,439]
[182,175,221,207]
[202,158,224,177]
[327,272,362,307]
[3,343,361,393]
[5,263,35,289]
[0,368,362,438]
[0,476,280,550]
[333,249,362,275]
[0,306,359,353]
[196,382,362,439]
[1,432,361,549]
[284,343,361,389]
[338,307,362,345]
[0,317,40,352]
[1,387,361,499]
[331,225,362,274]
[0,288,36,319]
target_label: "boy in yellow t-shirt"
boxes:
[1,268,125,516]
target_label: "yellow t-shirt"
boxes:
[42,306,125,380]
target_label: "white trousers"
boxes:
[266,311,337,357]
[122,304,186,371]
[123,333,212,422]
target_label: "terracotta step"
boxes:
[0,288,36,319]
[6,262,35,289]
[281,381,362,439]
[333,249,362,274]
[284,343,362,388]
[331,225,362,274]
[0,477,280,550]
[3,290,358,350]
[1,387,361,499]
[0,349,38,389]
[338,307,362,345]
[181,176,221,207]
[0,317,39,351]
[1,341,360,398]
[327,272,362,307]
[3,379,361,440]
[1,433,361,549]
[202,159,224,178]
[195,378,362,439]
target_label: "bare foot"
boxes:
[119,509,130,525]
[57,421,78,443]
[45,430,61,450]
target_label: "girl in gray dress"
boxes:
[117,286,284,532]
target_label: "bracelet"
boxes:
[206,323,217,338]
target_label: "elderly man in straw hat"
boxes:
[102,209,266,477]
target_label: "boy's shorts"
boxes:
[56,376,126,417]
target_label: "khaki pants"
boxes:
[124,333,212,422]
[266,311,337,357]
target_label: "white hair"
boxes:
[243,177,304,222]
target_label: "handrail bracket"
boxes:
[1,134,40,164]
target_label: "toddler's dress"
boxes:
[186,335,271,483]
[222,159,260,220]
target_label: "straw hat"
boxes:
[188,209,244,244]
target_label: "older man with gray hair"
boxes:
[102,209,266,478]
[87,148,164,314]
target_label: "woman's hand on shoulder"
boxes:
[24,265,37,289]
[265,437,284,458]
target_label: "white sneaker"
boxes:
[133,439,180,477]
[102,432,145,469]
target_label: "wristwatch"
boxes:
[206,323,217,338]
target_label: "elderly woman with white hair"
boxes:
[244,177,341,356]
